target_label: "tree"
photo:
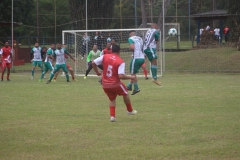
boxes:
[157,0,171,32]
[0,0,34,37]
[226,0,240,42]
[68,0,115,30]
[140,0,147,28]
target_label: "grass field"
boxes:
[0,72,240,160]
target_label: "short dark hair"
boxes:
[112,45,120,53]
[129,30,136,34]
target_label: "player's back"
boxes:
[102,53,124,88]
[129,36,144,58]
[143,28,159,50]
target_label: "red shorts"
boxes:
[66,64,71,69]
[103,82,128,101]
[2,61,11,69]
[141,62,146,68]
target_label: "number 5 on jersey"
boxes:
[106,65,113,77]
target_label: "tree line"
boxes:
[0,0,239,43]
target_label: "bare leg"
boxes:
[7,68,10,80]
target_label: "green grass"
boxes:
[0,73,240,159]
[14,47,240,73]
[166,47,240,72]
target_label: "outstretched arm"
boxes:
[64,49,75,62]
[68,53,76,62]
[92,61,101,76]
[93,56,103,76]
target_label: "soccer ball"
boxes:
[168,28,177,37]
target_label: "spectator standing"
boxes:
[214,27,220,41]
[206,24,211,31]
[223,26,229,42]
[81,32,90,59]
[94,32,103,51]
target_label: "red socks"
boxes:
[7,76,9,80]
[144,69,148,77]
[109,106,115,117]
[126,103,133,112]
[110,104,133,117]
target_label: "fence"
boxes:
[1,0,239,74]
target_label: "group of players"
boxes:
[0,23,160,122]
[30,42,77,83]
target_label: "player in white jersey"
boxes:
[30,42,43,79]
[39,44,55,82]
[46,43,75,84]
[143,23,161,85]
[53,44,77,82]
[126,30,145,95]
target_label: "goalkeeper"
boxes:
[84,45,103,79]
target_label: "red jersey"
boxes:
[102,48,112,55]
[1,46,12,63]
[94,53,125,88]
[223,27,229,35]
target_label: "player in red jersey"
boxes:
[97,42,113,84]
[0,41,12,81]
[101,42,112,55]
[92,45,137,122]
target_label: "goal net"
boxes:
[62,28,162,77]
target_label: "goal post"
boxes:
[62,28,162,77]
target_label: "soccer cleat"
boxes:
[127,109,137,115]
[151,79,161,86]
[145,77,149,80]
[72,79,78,81]
[7,79,10,81]
[67,80,71,83]
[53,79,57,82]
[1,78,3,81]
[46,80,51,84]
[39,79,42,82]
[110,116,116,122]
[84,76,87,79]
[126,86,132,91]
[31,76,34,80]
[131,89,140,95]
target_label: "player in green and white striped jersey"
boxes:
[39,44,55,82]
[126,30,145,95]
[46,43,75,84]
[143,23,161,86]
[30,42,43,79]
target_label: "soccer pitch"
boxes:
[0,73,240,159]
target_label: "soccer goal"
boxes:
[62,28,162,77]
